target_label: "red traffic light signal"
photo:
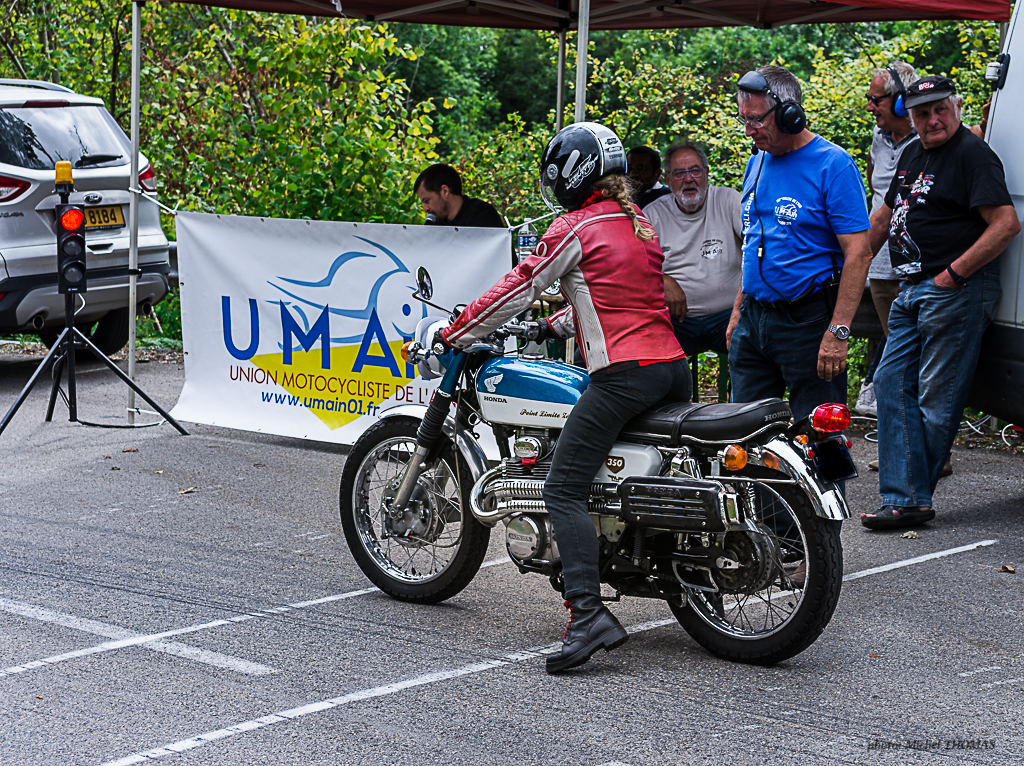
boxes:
[56,203,87,294]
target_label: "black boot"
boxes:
[546,593,629,674]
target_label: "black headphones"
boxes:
[885,64,910,118]
[737,70,807,135]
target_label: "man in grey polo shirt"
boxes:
[858,61,918,416]
[643,139,742,392]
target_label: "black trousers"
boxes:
[543,358,692,598]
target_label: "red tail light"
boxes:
[812,403,850,433]
[0,174,30,203]
[139,164,157,193]
[21,100,69,108]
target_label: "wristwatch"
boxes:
[945,264,968,286]
[828,324,851,340]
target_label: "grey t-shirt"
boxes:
[643,185,743,317]
[868,126,919,280]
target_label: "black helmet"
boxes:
[540,122,627,212]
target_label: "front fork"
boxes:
[390,352,468,513]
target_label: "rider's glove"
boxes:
[431,328,453,355]
[523,320,553,343]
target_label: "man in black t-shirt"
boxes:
[861,76,1021,531]
[413,164,503,228]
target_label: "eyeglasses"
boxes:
[668,167,705,180]
[733,104,778,129]
[866,94,891,107]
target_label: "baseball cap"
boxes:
[904,75,957,109]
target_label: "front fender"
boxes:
[375,404,489,486]
[765,437,851,521]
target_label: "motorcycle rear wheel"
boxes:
[339,417,489,604]
[669,481,842,665]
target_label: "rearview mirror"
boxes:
[416,266,433,301]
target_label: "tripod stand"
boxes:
[0,292,189,437]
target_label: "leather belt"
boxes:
[903,265,945,285]
[753,288,826,311]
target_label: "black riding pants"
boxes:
[543,358,692,599]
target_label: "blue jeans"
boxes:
[544,359,692,598]
[875,264,1001,508]
[672,308,731,360]
[728,295,847,421]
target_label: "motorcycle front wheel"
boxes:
[339,417,490,604]
[668,481,842,665]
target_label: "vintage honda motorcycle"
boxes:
[339,269,857,665]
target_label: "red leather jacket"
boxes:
[442,198,683,373]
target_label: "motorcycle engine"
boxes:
[505,514,559,564]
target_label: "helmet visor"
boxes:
[540,177,565,214]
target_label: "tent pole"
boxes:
[127,0,142,425]
[556,30,566,131]
[574,0,590,124]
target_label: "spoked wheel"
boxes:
[339,417,489,603]
[668,481,843,665]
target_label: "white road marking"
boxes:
[959,666,1001,677]
[979,677,1024,690]
[842,540,997,582]
[480,557,513,568]
[100,619,677,766]
[0,598,274,677]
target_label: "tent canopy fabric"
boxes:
[165,0,1012,30]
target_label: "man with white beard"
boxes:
[642,139,743,386]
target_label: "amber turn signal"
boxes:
[401,341,414,364]
[794,434,810,445]
[762,451,780,471]
[723,444,748,471]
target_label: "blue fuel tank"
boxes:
[475,355,589,427]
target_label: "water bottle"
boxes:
[517,221,539,262]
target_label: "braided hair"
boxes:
[590,173,656,242]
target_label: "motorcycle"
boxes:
[339,268,857,665]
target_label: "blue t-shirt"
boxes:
[740,134,869,302]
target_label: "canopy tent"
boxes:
[166,0,1011,29]
[119,0,1011,422]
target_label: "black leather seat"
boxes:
[621,398,792,445]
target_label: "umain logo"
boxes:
[220,236,428,430]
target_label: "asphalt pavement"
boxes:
[0,348,1022,766]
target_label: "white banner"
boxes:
[171,212,511,444]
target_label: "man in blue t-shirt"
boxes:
[726,65,872,421]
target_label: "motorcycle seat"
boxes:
[621,398,792,445]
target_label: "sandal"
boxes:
[860,505,935,530]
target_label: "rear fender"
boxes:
[375,404,489,486]
[764,437,851,521]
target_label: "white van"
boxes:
[970,9,1024,426]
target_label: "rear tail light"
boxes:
[812,403,850,433]
[21,100,69,108]
[0,174,30,203]
[139,164,157,193]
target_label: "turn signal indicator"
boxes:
[723,444,748,471]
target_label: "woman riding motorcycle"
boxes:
[440,123,691,673]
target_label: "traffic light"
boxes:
[56,204,86,294]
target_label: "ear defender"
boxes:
[886,64,909,118]
[737,70,806,135]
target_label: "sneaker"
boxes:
[856,381,877,417]
[860,505,935,530]
[868,459,878,471]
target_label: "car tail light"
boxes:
[812,403,850,433]
[139,164,157,193]
[21,100,69,108]
[0,174,30,203]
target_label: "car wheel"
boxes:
[37,308,131,359]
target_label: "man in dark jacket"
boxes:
[414,164,503,228]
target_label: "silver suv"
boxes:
[0,79,169,355]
